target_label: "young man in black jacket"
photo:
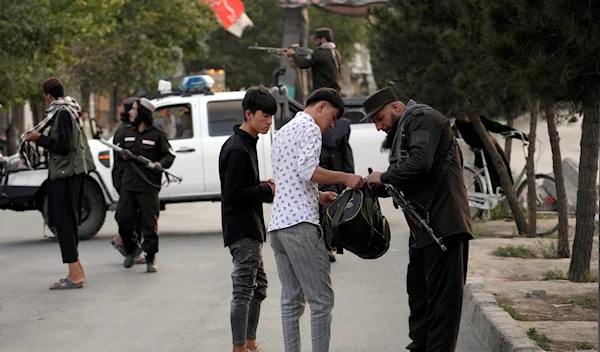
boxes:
[219,86,277,352]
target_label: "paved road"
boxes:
[0,200,488,352]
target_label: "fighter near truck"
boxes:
[0,75,388,240]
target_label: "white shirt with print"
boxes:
[268,111,322,232]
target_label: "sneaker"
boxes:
[123,246,142,269]
[146,256,157,273]
[247,346,264,352]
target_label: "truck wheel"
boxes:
[43,179,107,241]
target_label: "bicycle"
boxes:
[462,130,561,236]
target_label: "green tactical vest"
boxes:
[48,108,97,180]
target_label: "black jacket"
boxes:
[319,118,354,193]
[219,126,274,247]
[381,105,473,249]
[116,125,175,192]
[112,122,131,193]
[292,45,342,93]
[454,116,524,150]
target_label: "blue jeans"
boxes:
[229,238,268,346]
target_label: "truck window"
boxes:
[344,109,369,124]
[153,105,194,140]
[207,100,243,136]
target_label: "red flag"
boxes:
[204,0,254,37]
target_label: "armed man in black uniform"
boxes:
[110,96,144,259]
[115,97,175,272]
[364,87,473,352]
[285,27,343,93]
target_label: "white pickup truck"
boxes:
[0,79,389,240]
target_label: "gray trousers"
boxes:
[270,222,334,352]
[229,238,268,346]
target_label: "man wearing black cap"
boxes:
[115,97,176,272]
[363,87,473,352]
[285,27,343,94]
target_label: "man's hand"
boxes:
[284,49,295,57]
[261,179,276,194]
[24,131,41,142]
[366,171,382,188]
[120,150,132,160]
[319,191,338,206]
[154,162,162,168]
[343,174,364,190]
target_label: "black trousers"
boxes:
[406,233,470,352]
[116,189,160,257]
[47,174,84,264]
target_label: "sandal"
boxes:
[49,278,83,290]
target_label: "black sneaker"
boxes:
[146,256,157,273]
[123,246,142,269]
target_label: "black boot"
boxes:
[123,245,142,269]
[146,254,157,273]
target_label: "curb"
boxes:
[463,276,543,352]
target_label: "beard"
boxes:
[381,115,401,152]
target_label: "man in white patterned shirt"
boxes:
[269,88,364,352]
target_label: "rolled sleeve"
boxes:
[297,124,322,182]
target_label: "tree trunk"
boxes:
[568,100,600,282]
[526,102,538,237]
[470,115,528,235]
[546,107,570,258]
[504,111,515,163]
[80,82,91,113]
[502,111,516,216]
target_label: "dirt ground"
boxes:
[469,218,599,351]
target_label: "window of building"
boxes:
[153,104,194,140]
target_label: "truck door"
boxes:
[153,99,205,197]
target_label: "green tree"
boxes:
[486,0,600,281]
[185,0,283,90]
[65,0,217,109]
[368,0,529,234]
[0,0,83,108]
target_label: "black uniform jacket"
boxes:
[112,122,131,192]
[117,125,175,192]
[292,46,342,92]
[219,126,274,247]
[454,116,525,150]
[381,107,473,249]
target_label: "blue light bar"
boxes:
[179,75,215,92]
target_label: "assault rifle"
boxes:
[381,182,447,251]
[248,43,313,58]
[99,139,182,185]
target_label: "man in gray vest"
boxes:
[285,27,343,93]
[24,77,96,290]
[364,87,472,352]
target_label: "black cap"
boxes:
[361,87,399,122]
[313,27,333,42]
